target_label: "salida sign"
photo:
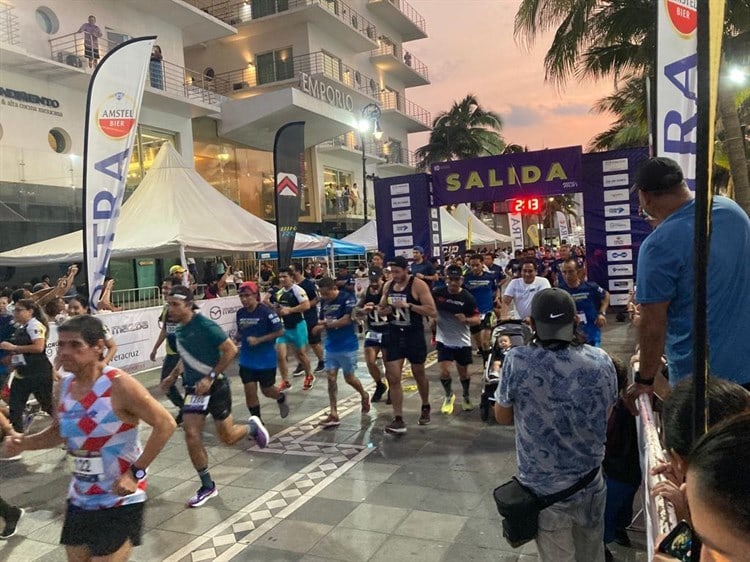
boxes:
[431,146,582,205]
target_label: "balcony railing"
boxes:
[191,0,377,41]
[48,32,224,106]
[369,0,425,36]
[378,90,431,128]
[383,145,417,167]
[370,43,428,81]
[213,51,381,99]
[320,133,386,157]
[0,1,19,46]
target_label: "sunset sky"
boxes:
[405,0,616,153]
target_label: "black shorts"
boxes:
[61,501,144,556]
[385,328,427,364]
[160,354,180,380]
[470,313,493,335]
[239,366,276,388]
[306,317,322,345]
[183,376,231,421]
[436,342,473,366]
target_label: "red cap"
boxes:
[238,281,260,295]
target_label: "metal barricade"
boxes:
[109,286,162,310]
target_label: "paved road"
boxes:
[0,317,645,562]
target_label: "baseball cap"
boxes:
[445,264,463,278]
[168,285,194,301]
[530,288,576,342]
[169,265,186,274]
[631,157,684,193]
[413,245,425,255]
[238,281,259,295]
[388,256,409,269]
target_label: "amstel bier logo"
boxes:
[665,0,697,37]
[97,92,136,139]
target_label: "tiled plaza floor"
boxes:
[0,317,646,561]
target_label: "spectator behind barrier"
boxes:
[651,379,750,522]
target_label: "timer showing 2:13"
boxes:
[509,197,543,214]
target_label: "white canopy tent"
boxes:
[0,143,329,266]
[342,207,507,250]
[451,204,511,246]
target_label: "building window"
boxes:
[126,126,178,199]
[35,7,59,34]
[48,128,70,153]
[321,52,341,82]
[251,0,290,19]
[256,47,293,85]
[323,167,355,217]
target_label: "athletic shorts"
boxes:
[470,312,494,335]
[182,376,231,421]
[436,342,473,366]
[277,321,308,349]
[306,317,322,345]
[364,329,389,349]
[239,366,276,388]
[385,328,427,364]
[160,353,180,381]
[61,501,144,556]
[324,350,358,375]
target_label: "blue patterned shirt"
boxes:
[495,343,617,495]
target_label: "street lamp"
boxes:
[359,103,382,225]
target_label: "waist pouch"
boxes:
[492,467,599,548]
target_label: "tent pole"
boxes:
[179,244,188,287]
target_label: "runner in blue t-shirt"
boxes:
[465,255,500,359]
[312,277,370,428]
[560,258,609,346]
[236,281,289,423]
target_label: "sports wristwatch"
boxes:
[130,465,147,480]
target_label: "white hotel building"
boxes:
[0,0,430,269]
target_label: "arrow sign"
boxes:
[276,172,298,197]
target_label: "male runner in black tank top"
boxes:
[378,256,437,434]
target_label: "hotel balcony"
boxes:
[318,133,387,163]
[370,43,428,87]
[367,0,426,42]
[188,0,378,52]
[378,90,430,133]
[213,50,381,102]
[378,145,417,175]
[126,0,236,46]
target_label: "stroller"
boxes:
[479,319,533,421]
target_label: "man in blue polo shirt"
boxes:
[628,157,750,402]
[559,259,609,347]
[236,281,289,424]
[312,277,370,428]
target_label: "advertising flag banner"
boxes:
[430,146,582,206]
[508,212,524,253]
[83,36,155,311]
[273,122,306,270]
[556,211,570,242]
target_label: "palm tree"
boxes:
[515,0,750,214]
[589,75,649,150]
[415,94,506,171]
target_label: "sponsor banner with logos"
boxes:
[507,213,524,253]
[374,174,437,260]
[610,293,631,307]
[83,36,154,311]
[273,122,305,270]
[46,296,242,374]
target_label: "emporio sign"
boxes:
[299,72,354,111]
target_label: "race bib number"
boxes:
[577,312,587,325]
[364,331,383,344]
[67,453,104,482]
[166,324,177,334]
[10,354,26,366]
[184,394,210,412]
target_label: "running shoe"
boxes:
[441,394,455,415]
[385,417,407,434]
[0,507,23,539]
[313,361,326,373]
[292,364,305,377]
[361,395,371,414]
[418,404,431,425]
[187,484,218,508]
[248,415,269,449]
[279,380,292,391]
[371,381,387,403]
[303,374,315,391]
[319,414,340,428]
[277,393,290,419]
[462,396,474,411]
